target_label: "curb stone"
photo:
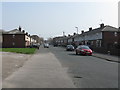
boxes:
[92,54,119,63]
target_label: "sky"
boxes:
[118,1,120,27]
[0,1,119,39]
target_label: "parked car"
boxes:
[53,44,58,47]
[29,44,39,49]
[44,43,49,48]
[75,45,92,55]
[66,45,74,51]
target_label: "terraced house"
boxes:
[2,26,36,48]
[53,24,120,56]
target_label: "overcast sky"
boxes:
[0,1,118,39]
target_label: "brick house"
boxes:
[73,24,119,47]
[53,24,119,55]
[2,27,31,48]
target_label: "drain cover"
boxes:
[74,76,82,78]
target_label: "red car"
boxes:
[75,45,92,55]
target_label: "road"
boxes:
[38,45,118,88]
[2,46,118,88]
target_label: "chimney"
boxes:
[26,32,28,35]
[100,23,104,28]
[73,33,76,35]
[18,26,22,31]
[81,30,84,34]
[89,27,92,31]
[22,30,25,33]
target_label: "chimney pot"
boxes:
[22,30,25,33]
[19,26,22,31]
[73,33,76,35]
[68,34,70,37]
[89,27,92,31]
[100,23,104,28]
[81,30,84,34]
[26,32,28,35]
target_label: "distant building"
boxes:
[31,35,40,44]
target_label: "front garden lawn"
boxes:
[1,48,37,54]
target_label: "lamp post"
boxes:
[63,31,65,36]
[75,27,78,34]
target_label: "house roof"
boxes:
[101,25,118,32]
[81,25,118,35]
[53,24,119,40]
[73,25,118,38]
[31,35,38,37]
[4,29,26,34]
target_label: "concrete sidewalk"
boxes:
[2,52,75,88]
[92,52,119,63]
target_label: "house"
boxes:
[53,36,64,46]
[30,37,36,45]
[80,24,118,48]
[31,35,40,44]
[2,26,31,48]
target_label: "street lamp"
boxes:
[75,27,78,34]
[63,31,65,36]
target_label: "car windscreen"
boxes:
[67,45,73,47]
[81,46,90,49]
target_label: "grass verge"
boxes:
[1,48,37,54]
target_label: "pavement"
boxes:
[92,52,119,63]
[0,52,2,89]
[2,49,76,88]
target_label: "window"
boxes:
[96,40,99,47]
[99,40,101,47]
[12,42,15,46]
[114,41,118,44]
[114,32,117,37]
[12,34,15,38]
[91,41,93,45]
[96,40,101,47]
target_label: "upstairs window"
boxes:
[114,32,117,37]
[12,34,15,38]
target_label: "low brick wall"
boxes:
[92,47,120,56]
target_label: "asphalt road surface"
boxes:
[38,45,118,88]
